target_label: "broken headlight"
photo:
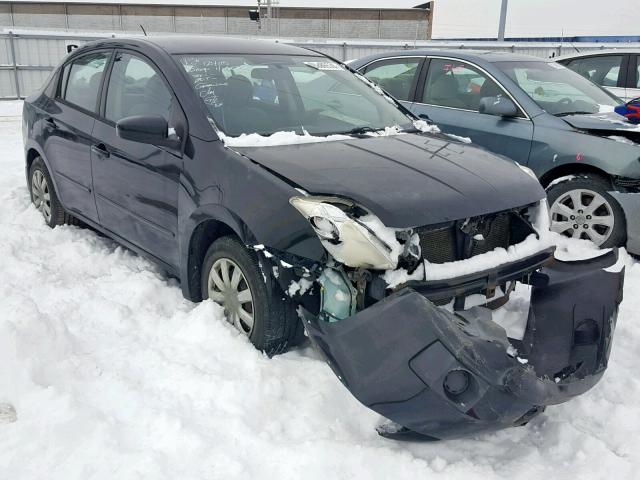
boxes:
[289,196,401,270]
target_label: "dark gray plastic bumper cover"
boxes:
[301,250,624,440]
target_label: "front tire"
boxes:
[546,174,626,248]
[28,157,77,228]
[201,236,303,355]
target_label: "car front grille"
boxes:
[416,210,531,265]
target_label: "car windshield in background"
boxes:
[494,61,621,116]
[176,54,413,137]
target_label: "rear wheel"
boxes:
[546,175,626,248]
[201,236,304,355]
[28,157,77,228]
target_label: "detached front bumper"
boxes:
[300,250,624,440]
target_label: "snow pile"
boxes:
[3,103,640,479]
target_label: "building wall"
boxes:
[432,0,639,40]
[0,2,430,40]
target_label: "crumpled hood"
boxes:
[562,112,640,139]
[236,133,545,227]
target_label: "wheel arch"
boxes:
[539,163,613,189]
[181,208,258,303]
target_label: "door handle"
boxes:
[91,143,110,158]
[44,117,57,129]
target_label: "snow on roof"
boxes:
[9,0,431,9]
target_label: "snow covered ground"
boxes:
[2,100,640,479]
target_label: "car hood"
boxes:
[562,112,640,139]
[235,134,545,228]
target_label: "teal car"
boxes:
[351,50,640,254]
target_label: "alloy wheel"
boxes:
[549,188,615,246]
[31,169,52,223]
[207,257,255,335]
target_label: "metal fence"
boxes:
[2,30,640,99]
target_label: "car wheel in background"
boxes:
[201,235,304,355]
[28,157,78,228]
[546,174,626,248]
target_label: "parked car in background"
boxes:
[556,50,640,102]
[351,50,640,254]
[23,36,624,441]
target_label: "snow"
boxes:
[3,101,640,479]
[287,277,313,297]
[608,135,638,146]
[445,133,472,144]
[546,174,577,189]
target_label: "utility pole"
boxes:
[497,0,508,41]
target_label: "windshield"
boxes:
[494,61,621,116]
[176,54,414,137]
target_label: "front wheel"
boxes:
[201,236,304,355]
[546,175,626,248]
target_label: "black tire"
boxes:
[28,157,79,228]
[546,174,626,248]
[201,235,304,355]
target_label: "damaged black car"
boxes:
[23,36,625,441]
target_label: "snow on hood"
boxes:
[219,120,440,148]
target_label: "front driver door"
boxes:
[91,50,183,268]
[411,57,534,163]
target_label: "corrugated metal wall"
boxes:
[1,32,640,99]
[0,2,430,39]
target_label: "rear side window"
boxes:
[565,55,623,88]
[105,53,173,123]
[63,52,110,112]
[363,58,421,101]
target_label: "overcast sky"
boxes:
[432,0,639,38]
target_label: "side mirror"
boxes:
[116,115,179,148]
[479,96,519,117]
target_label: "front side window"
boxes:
[363,58,421,101]
[566,55,623,88]
[105,53,173,123]
[63,52,110,112]
[421,58,508,112]
[177,54,413,137]
[495,61,620,116]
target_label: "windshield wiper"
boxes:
[345,126,382,136]
[554,111,596,117]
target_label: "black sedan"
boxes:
[23,36,624,440]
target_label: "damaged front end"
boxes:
[262,195,625,440]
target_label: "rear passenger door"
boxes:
[411,57,534,162]
[361,56,423,108]
[91,50,184,267]
[42,50,111,222]
[562,54,628,101]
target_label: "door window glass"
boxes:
[105,53,173,123]
[64,52,109,112]
[566,55,623,88]
[422,58,506,112]
[363,58,420,101]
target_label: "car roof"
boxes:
[83,35,323,57]
[555,49,640,61]
[351,49,549,68]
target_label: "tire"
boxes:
[28,157,78,228]
[546,174,626,248]
[201,235,304,355]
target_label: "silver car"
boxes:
[556,50,640,102]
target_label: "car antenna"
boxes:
[139,24,147,36]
